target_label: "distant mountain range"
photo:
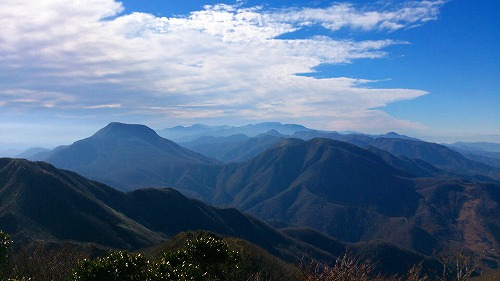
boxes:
[447,142,500,153]
[445,142,500,169]
[22,122,500,269]
[157,122,311,142]
[178,127,500,182]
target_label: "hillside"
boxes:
[0,158,164,249]
[211,138,439,254]
[0,157,445,277]
[0,158,326,261]
[208,138,500,265]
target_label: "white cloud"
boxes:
[0,0,445,136]
[270,1,446,31]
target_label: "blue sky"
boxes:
[0,0,498,149]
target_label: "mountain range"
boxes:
[21,122,500,269]
[157,122,311,142]
[179,128,500,182]
[210,138,500,261]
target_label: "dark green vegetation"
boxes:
[71,234,244,280]
[1,231,489,280]
[1,157,441,277]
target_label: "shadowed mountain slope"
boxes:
[0,158,334,263]
[215,138,420,216]
[209,138,500,261]
[0,158,164,249]
[210,138,439,254]
[0,158,445,275]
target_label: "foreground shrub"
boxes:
[153,235,240,280]
[72,251,149,281]
[72,235,240,281]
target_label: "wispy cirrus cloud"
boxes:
[0,0,445,138]
[271,0,446,31]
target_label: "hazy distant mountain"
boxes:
[369,138,500,181]
[158,122,311,142]
[165,123,499,179]
[181,129,418,164]
[38,122,221,195]
[28,145,68,161]
[447,142,500,153]
[181,134,251,148]
[372,132,421,141]
[181,133,285,163]
[453,151,500,169]
[15,147,50,159]
[291,130,376,148]
[445,142,500,169]
[290,131,500,181]
[156,124,232,141]
[0,147,23,157]
[291,130,414,147]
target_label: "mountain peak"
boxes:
[256,129,286,138]
[92,122,160,142]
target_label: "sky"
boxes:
[0,0,499,149]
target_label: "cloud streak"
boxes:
[0,0,445,134]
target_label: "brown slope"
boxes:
[414,178,500,267]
